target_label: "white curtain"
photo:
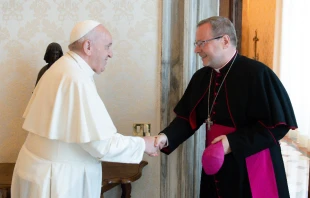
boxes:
[274,0,310,197]
[275,0,310,148]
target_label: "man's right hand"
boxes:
[154,134,168,149]
[143,136,159,157]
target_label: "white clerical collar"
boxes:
[215,50,237,73]
[67,51,95,77]
[214,68,220,73]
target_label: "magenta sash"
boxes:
[206,124,279,198]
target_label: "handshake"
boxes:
[142,134,168,157]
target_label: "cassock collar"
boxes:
[67,51,95,78]
[215,50,238,73]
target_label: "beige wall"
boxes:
[0,0,160,197]
[241,0,276,68]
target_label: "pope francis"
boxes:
[11,20,158,198]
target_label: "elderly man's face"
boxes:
[90,26,113,74]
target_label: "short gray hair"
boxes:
[68,28,97,51]
[197,16,237,47]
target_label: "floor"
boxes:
[281,140,309,198]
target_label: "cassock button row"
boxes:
[214,93,217,96]
[216,83,219,86]
[212,112,216,115]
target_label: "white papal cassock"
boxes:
[11,51,145,198]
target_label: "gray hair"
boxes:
[68,28,97,51]
[197,16,237,47]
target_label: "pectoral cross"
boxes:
[205,116,213,131]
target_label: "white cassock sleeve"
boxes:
[80,133,145,164]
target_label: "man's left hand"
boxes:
[211,135,231,155]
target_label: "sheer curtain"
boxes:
[274,0,310,150]
[274,0,310,197]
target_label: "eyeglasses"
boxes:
[194,35,224,48]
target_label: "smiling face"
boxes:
[194,23,225,69]
[89,25,113,74]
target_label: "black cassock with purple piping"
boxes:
[160,53,297,198]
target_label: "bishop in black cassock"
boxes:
[158,16,297,198]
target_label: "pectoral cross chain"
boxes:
[205,116,213,131]
[205,53,237,132]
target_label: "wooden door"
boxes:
[219,0,242,53]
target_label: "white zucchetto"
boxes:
[69,20,101,44]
